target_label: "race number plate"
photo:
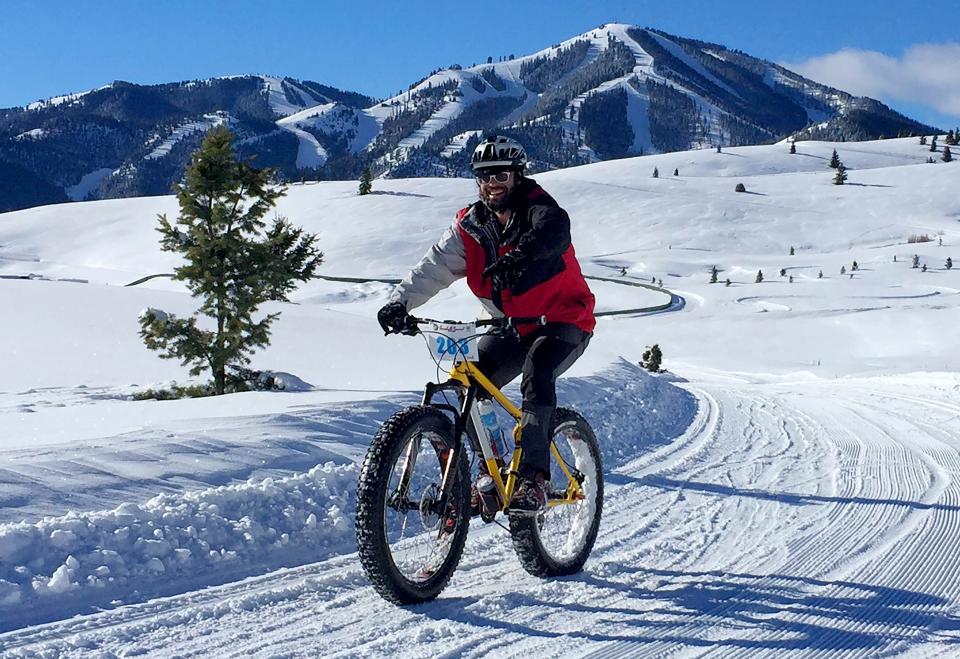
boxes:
[427,322,479,362]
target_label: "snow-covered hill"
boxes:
[1,24,938,213]
[1,138,959,655]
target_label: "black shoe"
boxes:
[509,473,547,514]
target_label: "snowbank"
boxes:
[0,462,357,631]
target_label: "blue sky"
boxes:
[2,0,957,127]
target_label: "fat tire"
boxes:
[355,405,470,604]
[509,408,603,578]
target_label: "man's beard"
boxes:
[481,186,513,212]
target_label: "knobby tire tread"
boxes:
[355,405,469,605]
[509,408,604,578]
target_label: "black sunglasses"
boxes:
[475,170,513,183]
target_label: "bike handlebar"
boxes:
[414,315,547,329]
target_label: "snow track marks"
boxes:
[3,379,960,657]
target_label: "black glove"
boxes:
[482,250,527,290]
[377,301,417,335]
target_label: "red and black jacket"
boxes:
[391,177,596,336]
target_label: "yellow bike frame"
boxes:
[445,360,584,512]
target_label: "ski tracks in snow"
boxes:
[4,380,960,657]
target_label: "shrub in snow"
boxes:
[755,269,763,283]
[790,246,795,255]
[841,265,846,275]
[358,168,373,195]
[943,146,953,163]
[652,167,659,178]
[640,344,663,373]
[833,162,848,185]
[139,128,323,395]
[947,257,953,270]
[735,182,746,192]
[725,278,731,286]
[709,266,718,283]
[779,268,786,277]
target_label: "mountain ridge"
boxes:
[0,23,940,213]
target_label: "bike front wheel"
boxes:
[355,405,470,604]
[509,407,604,577]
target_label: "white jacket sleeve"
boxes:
[389,221,467,311]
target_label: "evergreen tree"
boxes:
[725,278,731,286]
[789,275,793,283]
[841,265,846,274]
[652,167,659,178]
[779,268,786,277]
[833,162,848,185]
[790,246,795,255]
[829,149,840,169]
[913,254,920,268]
[673,168,679,176]
[920,135,927,145]
[755,269,763,283]
[735,182,746,192]
[947,257,953,270]
[139,128,323,395]
[790,141,796,154]
[930,135,938,152]
[640,344,663,373]
[710,266,718,283]
[818,270,823,279]
[943,146,953,163]
[946,130,956,145]
[852,260,859,271]
[358,168,373,195]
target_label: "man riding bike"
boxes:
[377,135,595,513]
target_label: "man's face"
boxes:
[476,168,516,211]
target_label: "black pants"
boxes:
[476,323,591,479]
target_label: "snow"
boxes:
[0,136,959,654]
[143,113,229,161]
[64,168,113,201]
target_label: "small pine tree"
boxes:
[790,246,795,255]
[735,182,746,192]
[818,270,823,279]
[790,141,796,154]
[725,278,731,286]
[789,275,794,283]
[716,145,722,153]
[139,128,323,395]
[652,167,659,178]
[755,269,763,283]
[947,257,953,270]
[779,268,786,277]
[710,266,718,283]
[943,146,953,163]
[922,263,928,272]
[930,136,938,152]
[920,135,928,145]
[829,149,840,169]
[852,260,859,271]
[673,168,679,176]
[840,265,846,275]
[640,344,663,373]
[833,162,848,185]
[358,168,373,195]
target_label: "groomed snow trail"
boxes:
[3,378,960,658]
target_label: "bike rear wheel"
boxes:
[509,407,603,577]
[355,406,470,604]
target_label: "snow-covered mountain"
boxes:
[0,24,941,214]
[1,137,959,654]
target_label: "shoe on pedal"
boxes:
[509,472,547,515]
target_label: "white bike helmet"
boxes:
[471,135,527,172]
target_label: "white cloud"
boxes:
[783,43,960,122]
